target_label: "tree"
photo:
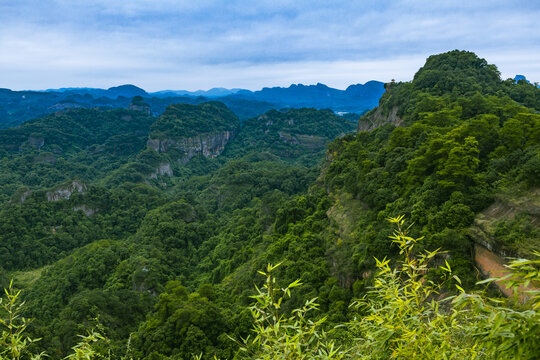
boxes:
[436,136,480,188]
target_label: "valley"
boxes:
[0,50,539,359]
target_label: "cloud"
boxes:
[0,0,539,90]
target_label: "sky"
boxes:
[0,0,539,91]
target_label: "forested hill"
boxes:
[0,101,354,269]
[0,50,539,359]
[325,50,539,278]
[223,108,356,164]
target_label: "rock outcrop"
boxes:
[468,188,539,298]
[72,204,96,216]
[128,103,151,115]
[149,163,173,179]
[358,106,403,132]
[15,190,32,205]
[147,130,235,164]
[46,180,87,201]
[27,135,45,150]
[468,189,540,258]
[278,131,327,149]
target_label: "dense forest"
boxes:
[0,50,539,359]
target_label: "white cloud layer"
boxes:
[0,0,538,90]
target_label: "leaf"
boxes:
[476,277,498,284]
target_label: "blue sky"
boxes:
[0,0,539,91]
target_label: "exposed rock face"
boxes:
[46,180,87,201]
[149,163,173,179]
[147,130,235,164]
[468,189,539,299]
[16,190,32,205]
[468,189,540,258]
[49,102,83,111]
[27,135,44,150]
[128,103,151,115]
[474,244,514,297]
[358,106,403,132]
[278,131,327,149]
[278,131,299,145]
[474,243,537,301]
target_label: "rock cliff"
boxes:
[147,130,235,164]
[467,188,540,259]
[128,103,151,115]
[149,163,174,179]
[72,204,96,216]
[27,135,45,150]
[46,180,87,201]
[358,106,403,132]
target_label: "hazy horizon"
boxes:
[26,79,387,93]
[1,1,539,91]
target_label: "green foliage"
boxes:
[346,217,475,358]
[64,330,107,360]
[2,217,540,359]
[0,270,7,291]
[413,50,501,96]
[132,281,232,359]
[1,282,112,360]
[198,219,539,359]
[0,281,45,360]
[233,263,345,359]
[494,214,540,252]
[0,108,154,203]
[0,50,538,359]
[149,102,239,139]
[224,108,356,165]
[325,52,540,265]
[0,182,166,270]
[345,217,540,359]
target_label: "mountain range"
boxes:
[0,50,538,359]
[0,81,385,128]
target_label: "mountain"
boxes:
[107,84,148,98]
[147,102,240,164]
[345,80,386,101]
[224,108,356,164]
[0,50,538,359]
[0,82,384,129]
[150,87,244,98]
[150,82,386,112]
[514,74,540,88]
[514,74,530,83]
[228,81,385,113]
[45,84,148,98]
[0,88,135,128]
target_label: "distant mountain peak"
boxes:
[107,84,148,97]
[514,75,530,83]
[149,88,243,98]
[513,75,539,87]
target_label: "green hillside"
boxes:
[0,51,538,359]
[0,108,155,204]
[224,108,356,165]
[149,102,240,140]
